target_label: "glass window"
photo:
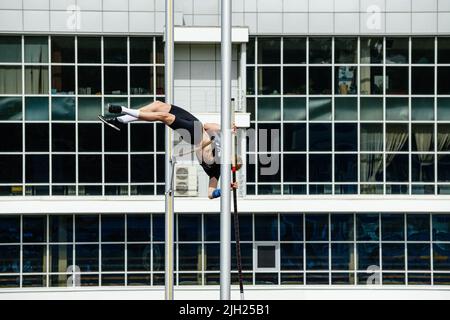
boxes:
[25,66,48,94]
[104,37,127,64]
[412,98,434,121]
[438,124,450,152]
[306,243,329,270]
[332,243,354,270]
[336,66,357,95]
[283,154,306,182]
[386,38,409,64]
[23,216,46,243]
[0,36,21,62]
[52,97,75,120]
[257,245,276,269]
[52,155,75,183]
[309,98,331,121]
[255,214,278,241]
[78,155,102,183]
[75,215,99,242]
[357,214,379,241]
[309,67,332,95]
[131,155,154,183]
[386,67,408,95]
[104,124,128,152]
[360,98,382,121]
[0,66,22,94]
[102,215,125,242]
[309,123,331,151]
[25,155,49,183]
[438,155,450,182]
[433,215,450,241]
[130,67,153,95]
[309,38,331,64]
[361,38,383,64]
[78,123,101,152]
[257,67,280,95]
[438,38,450,63]
[0,123,22,152]
[284,123,306,151]
[105,155,128,183]
[23,245,46,273]
[0,155,22,184]
[386,154,409,182]
[78,66,101,95]
[412,67,434,95]
[335,38,357,64]
[232,214,252,242]
[51,37,75,63]
[438,98,450,120]
[49,215,73,243]
[357,243,379,270]
[78,37,101,63]
[335,154,357,182]
[412,38,434,64]
[305,214,329,241]
[0,246,20,273]
[52,123,75,151]
[412,154,435,183]
[25,123,49,152]
[280,214,303,241]
[130,37,153,63]
[433,244,450,271]
[76,244,98,272]
[335,97,357,121]
[25,97,48,121]
[0,216,20,243]
[407,214,430,241]
[360,67,383,95]
[438,67,450,94]
[408,244,431,271]
[247,38,255,64]
[49,244,73,273]
[104,67,128,95]
[127,215,151,242]
[247,67,255,95]
[156,37,164,64]
[331,214,354,241]
[386,124,409,152]
[25,36,48,63]
[283,67,306,94]
[78,98,102,121]
[281,243,303,270]
[382,243,405,271]
[381,214,404,241]
[131,123,154,151]
[283,97,306,121]
[127,244,151,271]
[257,38,280,64]
[257,123,280,153]
[283,38,306,64]
[0,97,22,120]
[309,154,332,182]
[335,123,357,151]
[52,66,75,95]
[178,244,201,271]
[412,124,434,152]
[386,98,408,121]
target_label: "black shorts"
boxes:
[168,105,203,145]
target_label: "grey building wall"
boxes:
[1,0,450,35]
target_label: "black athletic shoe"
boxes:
[108,104,123,114]
[98,115,126,131]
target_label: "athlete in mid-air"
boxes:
[99,101,239,199]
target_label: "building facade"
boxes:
[1,0,450,299]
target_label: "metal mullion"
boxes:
[404,213,408,285]
[306,37,310,195]
[99,214,102,286]
[127,36,131,196]
[383,37,386,195]
[101,36,105,196]
[49,35,53,196]
[277,213,281,284]
[435,37,438,195]
[328,213,331,285]
[409,37,412,195]
[201,213,205,286]
[21,35,25,195]
[331,37,335,195]
[353,212,357,285]
[379,213,382,284]
[45,215,49,287]
[254,37,258,195]
[75,36,79,196]
[302,213,306,284]
[280,37,284,195]
[153,37,158,195]
[430,213,434,285]
[125,213,128,286]
[357,37,361,194]
[20,215,23,288]
[72,213,76,288]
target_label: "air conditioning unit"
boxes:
[174,166,198,197]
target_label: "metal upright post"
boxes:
[220,0,232,300]
[165,0,175,301]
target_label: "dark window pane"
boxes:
[127,244,151,271]
[104,67,128,95]
[78,155,102,183]
[361,37,383,64]
[412,67,434,95]
[232,244,253,271]
[283,123,305,151]
[386,124,409,152]
[258,38,280,64]
[51,66,75,95]
[258,97,280,121]
[257,67,280,95]
[281,243,303,270]
[78,123,102,152]
[178,214,201,242]
[283,97,306,121]
[280,214,302,241]
[52,155,75,183]
[360,67,383,95]
[104,125,128,152]
[131,155,154,183]
[309,154,331,182]
[360,124,383,151]
[257,123,280,153]
[438,155,450,182]
[335,154,357,182]
[360,98,383,121]
[386,98,408,121]
[331,214,354,241]
[283,154,306,182]
[104,37,127,64]
[25,155,49,183]
[335,123,357,151]
[306,243,329,270]
[438,38,450,63]
[105,155,128,183]
[76,244,98,272]
[178,244,201,271]
[25,36,48,63]
[131,123,154,151]
[412,38,434,64]
[0,97,22,120]
[255,214,278,241]
[412,154,434,182]
[309,67,332,94]
[433,244,450,271]
[51,37,74,63]
[386,154,409,182]
[49,215,73,243]
[309,38,331,64]
[357,214,379,241]
[0,36,21,62]
[284,37,306,64]
[52,97,75,120]
[49,244,73,273]
[156,37,164,63]
[247,67,255,95]
[381,214,404,241]
[102,215,125,242]
[433,215,450,241]
[407,214,430,241]
[231,214,252,242]
[306,214,329,241]
[408,243,431,271]
[283,67,306,94]
[412,98,434,121]
[357,243,379,270]
[26,123,49,152]
[247,38,255,64]
[52,123,75,152]
[0,246,20,273]
[78,66,102,95]
[386,67,408,95]
[23,245,46,272]
[309,123,331,151]
[130,67,153,95]
[130,37,153,63]
[438,67,450,94]
[386,38,409,64]
[257,245,276,268]
[76,215,99,242]
[77,37,101,63]
[127,215,150,242]
[23,216,46,242]
[382,243,405,271]
[0,124,22,152]
[438,124,450,151]
[78,97,102,121]
[336,66,357,94]
[152,215,165,242]
[24,66,48,94]
[25,97,48,121]
[335,38,357,63]
[309,97,331,121]
[0,216,20,243]
[332,243,354,270]
[204,214,219,241]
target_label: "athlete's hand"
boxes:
[231,182,239,189]
[232,123,237,134]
